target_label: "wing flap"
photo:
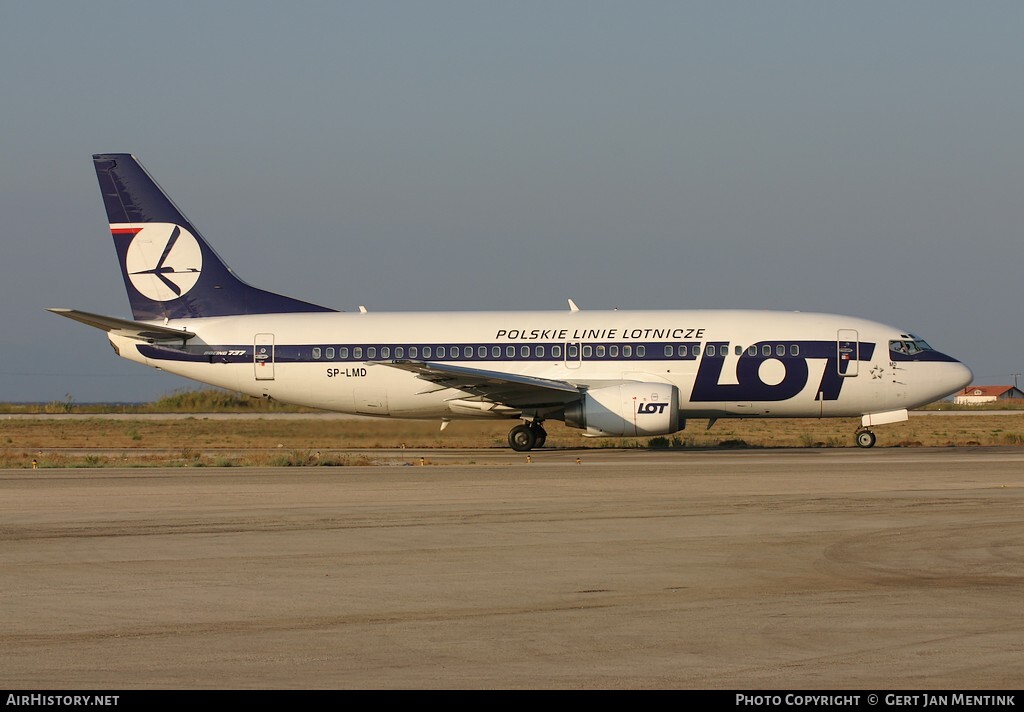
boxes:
[380,360,582,408]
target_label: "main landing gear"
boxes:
[508,422,547,452]
[855,429,877,449]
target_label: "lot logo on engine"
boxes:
[637,402,669,414]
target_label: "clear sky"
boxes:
[1,2,1021,402]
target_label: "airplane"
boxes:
[50,153,973,451]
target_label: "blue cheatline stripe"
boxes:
[134,339,896,366]
[139,340,700,363]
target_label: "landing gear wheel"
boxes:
[532,424,547,449]
[856,430,876,449]
[508,424,537,452]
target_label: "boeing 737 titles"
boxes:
[50,154,973,451]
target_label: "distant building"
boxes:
[953,385,1024,405]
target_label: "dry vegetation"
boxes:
[2,411,1023,469]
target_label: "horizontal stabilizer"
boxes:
[47,308,195,342]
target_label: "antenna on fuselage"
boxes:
[567,299,580,312]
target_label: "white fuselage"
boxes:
[108,308,972,426]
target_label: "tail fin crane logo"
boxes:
[119,223,203,302]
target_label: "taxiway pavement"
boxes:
[1,447,1021,689]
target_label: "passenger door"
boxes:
[254,333,275,380]
[837,329,859,377]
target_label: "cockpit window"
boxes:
[889,339,932,356]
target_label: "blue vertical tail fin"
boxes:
[93,153,335,320]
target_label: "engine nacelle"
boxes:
[563,382,681,437]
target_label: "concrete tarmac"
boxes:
[1,448,1021,689]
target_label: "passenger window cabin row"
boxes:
[308,342,802,361]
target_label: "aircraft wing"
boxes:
[380,360,583,408]
[47,308,196,343]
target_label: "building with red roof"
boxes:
[953,385,1024,405]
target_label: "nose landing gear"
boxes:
[855,429,877,448]
[508,422,547,451]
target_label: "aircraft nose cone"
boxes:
[948,361,974,394]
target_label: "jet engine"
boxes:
[563,382,681,437]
